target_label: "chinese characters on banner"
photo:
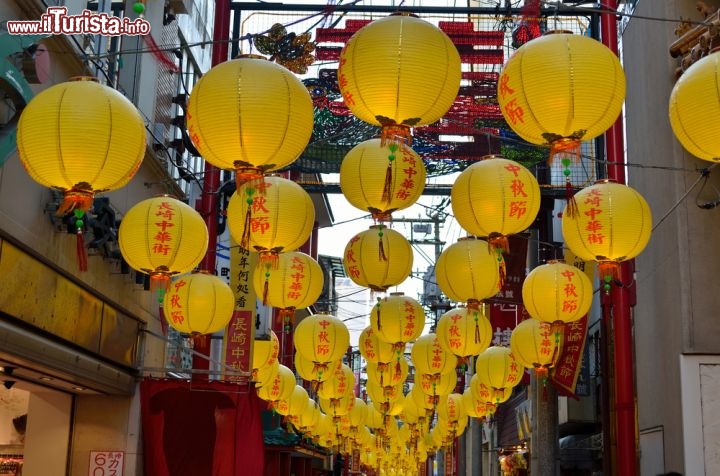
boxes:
[222,238,258,381]
[88,451,124,476]
[491,233,529,305]
[550,249,595,397]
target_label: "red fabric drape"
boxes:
[140,378,264,476]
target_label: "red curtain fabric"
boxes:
[140,378,264,476]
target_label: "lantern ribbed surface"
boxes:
[257,363,296,402]
[338,14,461,128]
[186,57,313,172]
[340,139,426,217]
[358,326,396,364]
[254,360,279,387]
[274,385,309,416]
[497,32,625,145]
[561,181,652,263]
[436,393,466,424]
[522,261,593,324]
[669,51,720,162]
[164,272,234,335]
[252,330,279,373]
[118,196,208,277]
[228,176,315,254]
[474,346,523,390]
[451,157,541,239]
[343,226,413,291]
[410,334,457,376]
[370,293,424,345]
[293,313,349,364]
[509,318,559,370]
[17,78,145,194]
[317,364,355,400]
[252,251,323,310]
[436,307,492,358]
[435,237,500,303]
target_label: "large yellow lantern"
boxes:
[340,139,426,221]
[510,318,560,379]
[16,77,146,270]
[370,292,424,346]
[436,306,492,359]
[118,195,208,291]
[522,260,593,324]
[343,226,413,291]
[451,157,540,268]
[252,251,324,327]
[186,56,313,182]
[294,313,349,366]
[338,14,461,144]
[561,180,652,289]
[497,31,625,175]
[669,51,720,162]
[164,271,234,334]
[228,175,314,258]
[474,346,523,391]
[435,237,500,303]
[410,334,457,377]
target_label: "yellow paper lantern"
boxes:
[348,398,368,429]
[358,326,396,364]
[274,384,309,416]
[370,292,424,346]
[509,318,561,378]
[252,251,324,326]
[435,237,500,304]
[469,374,512,405]
[186,56,313,181]
[435,305,492,359]
[256,363,296,403]
[366,359,408,389]
[287,399,321,430]
[474,346,523,390]
[17,77,145,212]
[451,156,540,258]
[669,51,720,162]
[561,180,652,287]
[318,364,356,400]
[461,388,497,420]
[118,195,208,291]
[436,393,466,425]
[228,175,315,259]
[252,330,279,379]
[294,313,350,364]
[294,354,340,386]
[338,14,461,144]
[343,225,413,291]
[522,260,593,324]
[410,334,457,376]
[417,371,457,397]
[340,139,426,221]
[497,31,625,158]
[320,392,356,418]
[253,359,279,388]
[163,271,234,334]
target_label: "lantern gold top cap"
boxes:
[69,76,100,82]
[389,292,405,296]
[546,259,566,265]
[480,154,505,161]
[543,30,574,36]
[389,11,419,18]
[235,54,268,61]
[594,178,618,185]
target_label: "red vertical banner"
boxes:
[492,234,529,305]
[223,239,257,380]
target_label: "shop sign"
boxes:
[88,451,124,476]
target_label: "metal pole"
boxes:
[600,2,638,475]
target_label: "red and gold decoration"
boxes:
[510,318,560,381]
[118,195,208,293]
[497,31,625,204]
[435,237,501,304]
[163,271,234,335]
[451,156,540,279]
[338,14,461,145]
[561,179,652,291]
[343,225,413,291]
[522,260,593,325]
[16,77,146,271]
[340,138,426,221]
[252,251,324,329]
[253,23,316,74]
[186,56,313,184]
[227,175,315,260]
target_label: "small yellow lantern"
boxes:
[509,318,560,379]
[410,334,457,377]
[227,175,315,259]
[320,392,356,418]
[274,384,309,416]
[435,237,500,303]
[561,180,652,290]
[358,326,396,364]
[256,363,296,403]
[164,271,234,334]
[253,359,279,388]
[436,306,492,359]
[338,14,461,144]
[118,195,208,292]
[436,393,466,426]
[294,354,340,386]
[669,50,720,162]
[252,251,324,327]
[293,313,349,365]
[370,292,424,346]
[474,346,523,391]
[522,260,593,324]
[16,77,146,271]
[186,56,313,183]
[469,374,512,405]
[252,331,279,381]
[317,363,355,400]
[366,359,408,388]
[340,139,426,221]
[417,371,457,397]
[462,388,497,420]
[451,157,540,273]
[497,31,625,184]
[343,225,413,291]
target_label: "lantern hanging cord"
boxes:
[653,164,715,232]
[694,165,720,210]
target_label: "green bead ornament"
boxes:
[132,2,145,14]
